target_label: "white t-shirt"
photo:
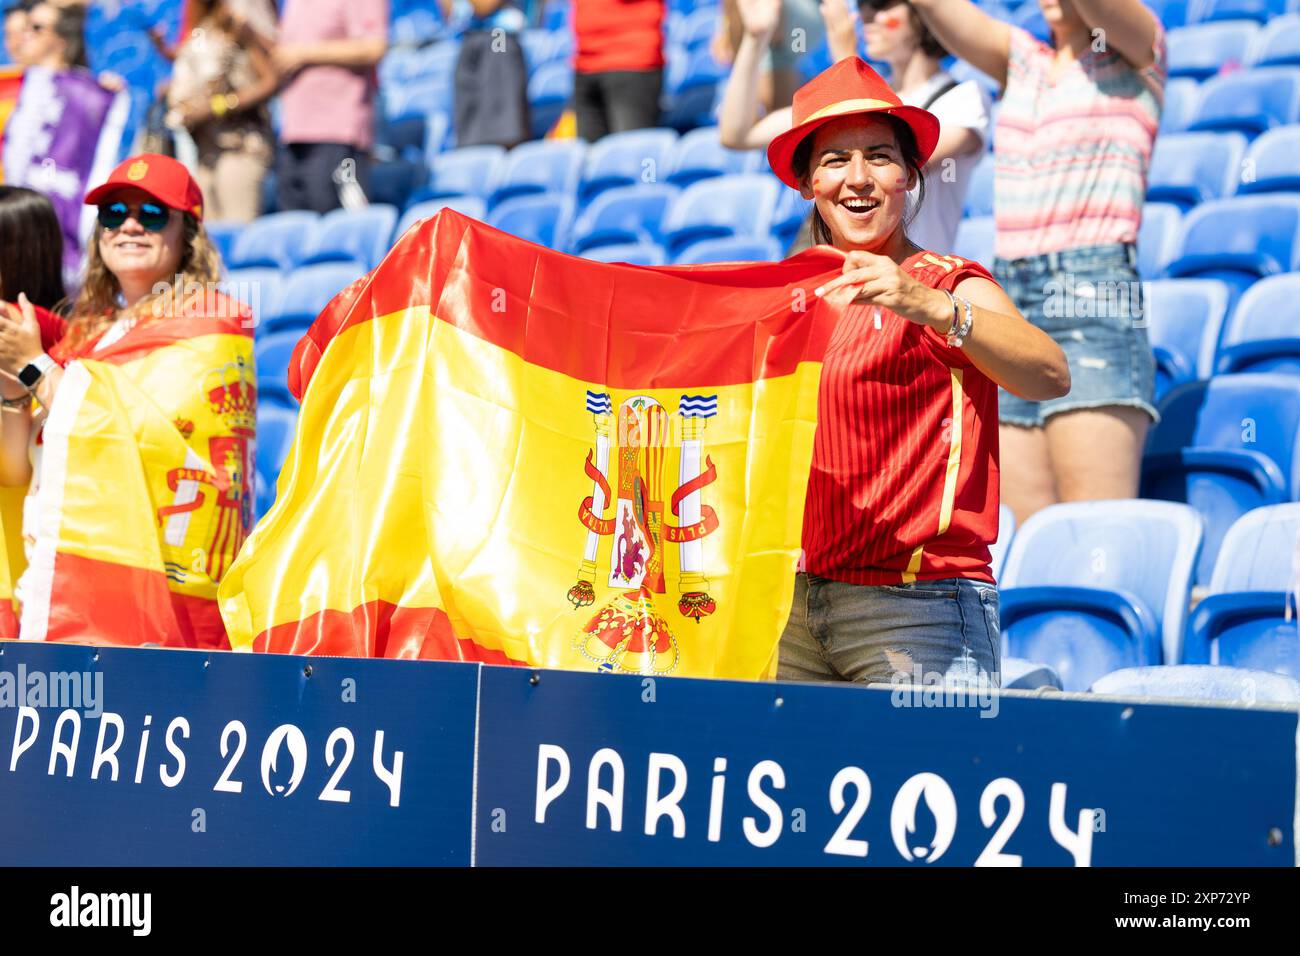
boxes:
[900,73,991,254]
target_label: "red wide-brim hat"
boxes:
[767,57,942,191]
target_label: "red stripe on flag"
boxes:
[290,209,844,399]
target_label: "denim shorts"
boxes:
[777,574,1001,686]
[994,243,1158,427]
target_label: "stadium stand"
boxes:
[1143,278,1231,401]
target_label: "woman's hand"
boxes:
[814,251,950,329]
[737,0,783,38]
[822,0,859,62]
[0,296,45,380]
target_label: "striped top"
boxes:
[802,252,1000,586]
[994,25,1166,260]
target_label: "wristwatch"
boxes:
[18,353,57,391]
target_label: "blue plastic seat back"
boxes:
[1143,375,1300,583]
[1166,21,1258,79]
[1090,664,1300,703]
[1209,503,1300,592]
[963,153,996,218]
[1163,195,1300,296]
[228,211,319,271]
[1137,202,1182,279]
[427,146,507,199]
[267,263,365,334]
[1195,0,1288,24]
[569,183,677,254]
[489,139,586,208]
[1252,14,1300,67]
[1160,78,1202,133]
[672,237,782,264]
[1216,273,1300,374]
[486,193,576,250]
[1189,67,1300,136]
[953,216,995,265]
[367,158,427,209]
[581,242,668,266]
[254,330,301,397]
[666,126,756,187]
[579,129,679,202]
[772,186,812,249]
[661,173,781,256]
[1237,126,1300,194]
[1001,499,1204,671]
[221,268,283,335]
[206,220,243,266]
[300,205,398,270]
[255,400,298,520]
[527,61,575,140]
[1142,278,1230,399]
[989,503,1016,583]
[396,196,488,241]
[1146,131,1247,208]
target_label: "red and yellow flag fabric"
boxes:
[21,298,255,648]
[219,210,844,679]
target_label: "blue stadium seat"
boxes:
[1000,658,1064,691]
[388,77,453,120]
[424,111,451,157]
[408,39,459,85]
[206,221,243,267]
[488,140,586,208]
[255,400,298,521]
[1214,273,1300,374]
[1143,279,1230,400]
[300,205,399,271]
[528,61,574,140]
[771,185,812,251]
[669,7,718,49]
[1161,194,1300,299]
[1251,14,1300,66]
[254,330,300,401]
[1141,374,1300,585]
[953,216,995,265]
[227,212,318,272]
[1193,0,1287,24]
[1145,0,1194,28]
[519,29,555,70]
[1236,125,1300,194]
[963,153,996,218]
[672,237,783,263]
[1166,21,1258,79]
[264,263,364,335]
[378,114,428,158]
[660,174,782,257]
[1138,202,1183,280]
[1146,131,1247,208]
[1011,0,1050,43]
[999,500,1203,690]
[662,45,728,130]
[396,196,489,241]
[989,502,1016,583]
[487,193,576,250]
[423,146,507,200]
[220,268,283,335]
[1188,67,1300,136]
[666,126,759,187]
[1159,78,1202,133]
[582,243,668,265]
[1090,665,1300,703]
[568,183,677,254]
[579,129,679,202]
[1185,503,1300,675]
[366,158,427,209]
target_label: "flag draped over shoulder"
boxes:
[21,300,256,649]
[219,209,844,679]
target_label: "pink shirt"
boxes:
[278,0,388,149]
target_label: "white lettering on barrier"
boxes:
[742,760,784,848]
[586,747,624,832]
[644,752,687,838]
[535,743,570,823]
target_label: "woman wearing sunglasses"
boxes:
[719,0,990,255]
[0,153,257,648]
[768,58,1067,686]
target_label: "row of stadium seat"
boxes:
[1166,14,1300,77]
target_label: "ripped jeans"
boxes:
[777,574,1001,686]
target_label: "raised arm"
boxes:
[717,0,785,149]
[909,0,1011,91]
[1070,0,1161,71]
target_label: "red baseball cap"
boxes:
[767,57,941,191]
[83,152,205,221]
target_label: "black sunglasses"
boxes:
[97,200,170,232]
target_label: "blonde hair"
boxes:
[60,212,222,357]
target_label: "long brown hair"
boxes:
[792,113,928,247]
[0,185,65,311]
[60,212,222,356]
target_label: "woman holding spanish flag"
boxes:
[0,153,256,649]
[770,58,1069,686]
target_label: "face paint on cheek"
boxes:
[881,14,902,28]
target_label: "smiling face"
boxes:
[799,114,915,252]
[96,187,186,294]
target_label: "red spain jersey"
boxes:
[802,251,1000,585]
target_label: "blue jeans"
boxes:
[777,574,1001,686]
[994,242,1158,427]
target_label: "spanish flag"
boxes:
[220,210,842,679]
[21,300,255,648]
